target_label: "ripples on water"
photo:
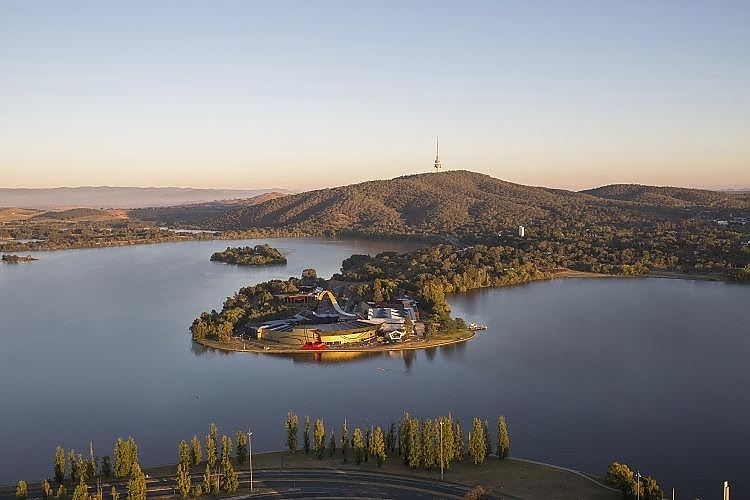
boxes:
[1,239,749,499]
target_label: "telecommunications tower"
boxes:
[434,136,442,171]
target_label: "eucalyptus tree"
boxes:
[497,415,510,459]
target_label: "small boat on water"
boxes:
[468,322,487,331]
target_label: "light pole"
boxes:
[635,471,642,500]
[247,429,253,494]
[439,420,444,481]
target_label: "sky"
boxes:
[1,0,749,191]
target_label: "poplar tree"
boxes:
[352,428,365,465]
[468,418,486,464]
[178,441,190,469]
[398,413,411,461]
[370,426,387,467]
[110,486,118,500]
[483,419,492,457]
[72,482,88,500]
[341,419,349,463]
[497,415,510,459]
[54,446,66,485]
[236,430,248,465]
[113,438,139,479]
[57,485,67,500]
[313,418,326,459]
[453,421,464,462]
[15,480,28,500]
[328,429,336,458]
[190,436,202,466]
[407,418,421,469]
[205,425,217,469]
[126,463,146,500]
[176,463,191,498]
[303,416,311,454]
[436,416,455,471]
[68,449,79,483]
[220,455,238,494]
[41,479,53,500]
[201,465,212,496]
[285,412,298,453]
[220,435,232,466]
[421,419,437,471]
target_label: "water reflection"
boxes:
[285,351,382,364]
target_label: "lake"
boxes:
[1,238,748,499]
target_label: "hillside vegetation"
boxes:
[208,170,749,241]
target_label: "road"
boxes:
[4,468,497,500]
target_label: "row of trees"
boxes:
[283,411,510,471]
[209,244,287,266]
[606,461,663,500]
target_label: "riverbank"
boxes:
[194,330,475,354]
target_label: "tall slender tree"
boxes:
[176,463,191,498]
[352,428,365,465]
[303,416,311,454]
[205,424,218,469]
[370,426,387,467]
[421,419,437,471]
[482,419,492,457]
[497,415,510,459]
[285,412,298,453]
[236,430,248,465]
[126,463,146,500]
[313,418,326,459]
[190,436,202,466]
[407,418,421,469]
[468,418,486,465]
[54,446,66,485]
[220,455,238,494]
[110,486,118,500]
[341,419,349,463]
[41,480,53,500]
[178,441,190,469]
[453,421,464,462]
[328,429,336,458]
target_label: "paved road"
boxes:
[4,469,493,500]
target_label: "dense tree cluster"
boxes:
[606,461,663,500]
[210,244,287,266]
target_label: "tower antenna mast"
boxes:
[434,135,442,171]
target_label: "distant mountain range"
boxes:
[0,186,293,209]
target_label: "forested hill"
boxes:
[207,171,750,242]
[204,171,603,237]
[582,184,750,208]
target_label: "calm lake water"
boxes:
[1,238,748,499]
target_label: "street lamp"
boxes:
[439,420,444,481]
[635,471,642,500]
[247,429,254,494]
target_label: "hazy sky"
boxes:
[2,1,748,191]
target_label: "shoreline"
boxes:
[194,330,476,354]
